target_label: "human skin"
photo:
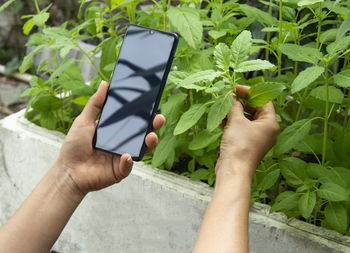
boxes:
[0,81,165,253]
[193,85,280,253]
[0,83,279,253]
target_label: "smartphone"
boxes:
[93,25,179,161]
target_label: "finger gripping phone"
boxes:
[93,25,179,161]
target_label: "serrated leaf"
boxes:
[258,169,280,191]
[152,134,176,168]
[231,30,252,67]
[235,59,274,73]
[247,82,285,107]
[177,70,221,91]
[72,96,89,105]
[291,66,324,94]
[327,36,350,55]
[167,7,202,48]
[214,43,231,71]
[31,94,63,112]
[280,157,308,187]
[271,191,299,212]
[32,12,49,27]
[333,69,350,88]
[324,202,348,234]
[317,183,349,201]
[274,119,312,156]
[174,103,207,135]
[189,130,222,150]
[310,85,344,104]
[278,43,322,64]
[298,191,316,219]
[207,92,233,131]
[60,44,75,59]
[19,45,45,73]
[239,4,278,26]
[161,93,187,125]
[298,0,323,7]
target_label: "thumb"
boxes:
[80,81,109,123]
[226,96,244,125]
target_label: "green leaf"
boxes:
[324,202,348,234]
[177,70,221,91]
[0,0,15,13]
[32,12,50,27]
[208,30,227,40]
[278,43,322,64]
[167,7,202,48]
[214,43,231,71]
[191,169,210,181]
[327,36,350,55]
[239,4,278,26]
[317,183,349,201]
[23,18,35,36]
[161,93,187,125]
[280,157,308,187]
[258,169,280,191]
[29,76,44,88]
[72,96,89,105]
[31,94,63,112]
[49,59,76,81]
[247,82,285,107]
[189,130,222,150]
[100,37,117,80]
[298,191,316,219]
[310,86,344,104]
[337,17,350,41]
[333,69,350,88]
[207,92,233,131]
[274,119,312,156]
[26,33,45,46]
[291,66,324,94]
[320,29,337,44]
[19,45,45,73]
[231,30,252,68]
[271,191,299,212]
[234,59,274,73]
[298,0,323,7]
[174,103,207,135]
[60,44,75,59]
[152,134,176,168]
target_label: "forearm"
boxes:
[0,162,85,253]
[193,161,253,253]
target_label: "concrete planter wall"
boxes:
[0,111,350,253]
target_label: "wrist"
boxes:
[216,158,256,182]
[49,161,86,205]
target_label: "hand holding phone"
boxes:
[93,25,178,160]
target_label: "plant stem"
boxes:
[75,42,108,81]
[34,0,40,13]
[295,87,308,121]
[265,0,273,62]
[322,62,329,165]
[278,0,283,81]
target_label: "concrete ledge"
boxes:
[0,110,349,252]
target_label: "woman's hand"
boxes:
[55,81,165,195]
[217,85,280,181]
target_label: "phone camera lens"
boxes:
[149,30,155,35]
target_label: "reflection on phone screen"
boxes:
[94,26,176,158]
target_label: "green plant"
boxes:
[18,0,350,236]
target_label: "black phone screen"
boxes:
[94,25,178,160]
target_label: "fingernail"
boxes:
[127,155,132,162]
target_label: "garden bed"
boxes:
[0,110,349,253]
